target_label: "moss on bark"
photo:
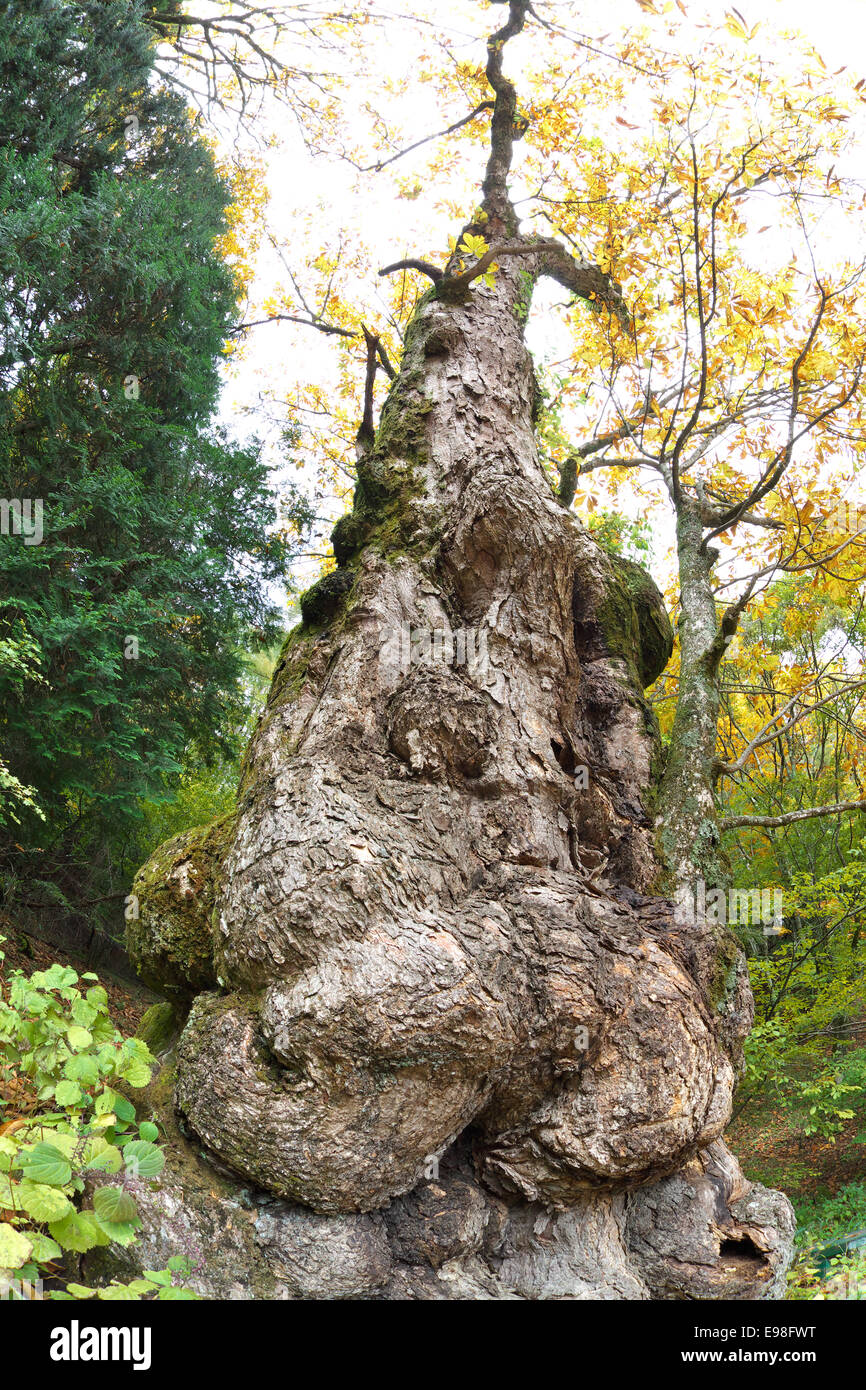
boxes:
[299,568,354,626]
[594,552,673,692]
[136,1001,184,1056]
[127,812,236,1002]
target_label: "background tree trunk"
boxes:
[654,502,729,897]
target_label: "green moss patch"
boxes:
[596,553,673,691]
[299,568,354,626]
[127,812,236,1003]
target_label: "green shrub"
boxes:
[0,935,196,1300]
[794,1182,866,1248]
[786,1185,866,1301]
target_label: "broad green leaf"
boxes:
[71,999,98,1029]
[83,1140,123,1174]
[64,1054,99,1086]
[42,1133,79,1159]
[35,966,77,991]
[28,1233,62,1263]
[93,1185,139,1225]
[92,1215,141,1247]
[112,1095,137,1123]
[0,1223,33,1268]
[117,1057,151,1088]
[124,1278,162,1296]
[122,1140,164,1179]
[54,1080,84,1107]
[65,1026,93,1050]
[18,1142,71,1187]
[48,1210,109,1254]
[17,1179,74,1223]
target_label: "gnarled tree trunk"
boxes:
[106,2,794,1299]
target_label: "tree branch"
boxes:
[557,457,577,507]
[696,496,785,530]
[538,239,630,327]
[354,326,398,456]
[375,339,397,381]
[482,0,532,226]
[356,101,494,174]
[717,680,866,776]
[721,799,866,831]
[355,326,379,458]
[229,311,355,338]
[378,258,443,285]
[712,572,759,665]
[438,239,535,297]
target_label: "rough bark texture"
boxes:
[88,1022,792,1300]
[116,239,794,1298]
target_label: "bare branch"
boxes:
[355,101,494,175]
[356,326,379,459]
[713,523,866,595]
[696,494,785,530]
[713,572,760,663]
[717,680,866,776]
[575,454,657,476]
[379,259,443,285]
[229,311,354,339]
[375,339,397,381]
[700,284,841,547]
[144,2,339,125]
[438,239,536,296]
[721,799,866,831]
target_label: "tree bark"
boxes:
[654,501,729,897]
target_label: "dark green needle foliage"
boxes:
[0,0,288,920]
